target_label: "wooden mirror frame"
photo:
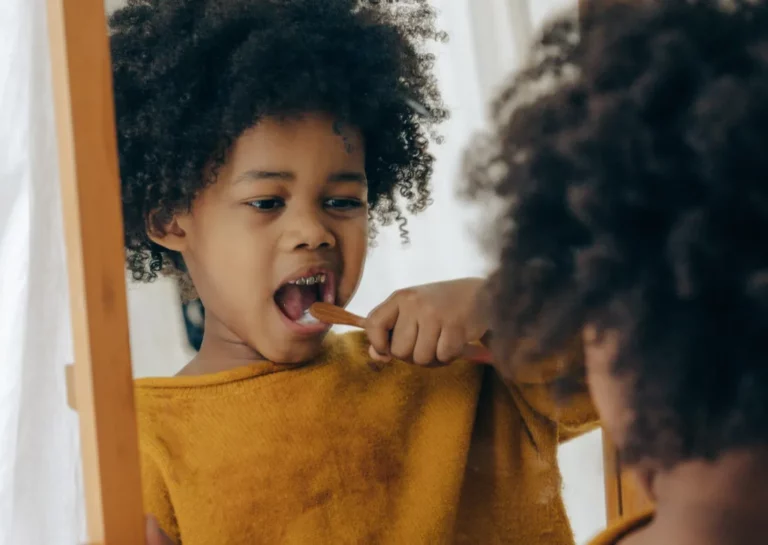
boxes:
[48,0,145,543]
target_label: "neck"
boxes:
[181,313,267,376]
[638,447,768,545]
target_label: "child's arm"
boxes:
[499,340,599,443]
[363,277,598,440]
[141,448,180,543]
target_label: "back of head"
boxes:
[466,0,768,467]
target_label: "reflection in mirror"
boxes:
[112,0,605,543]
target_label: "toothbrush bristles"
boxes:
[297,310,321,325]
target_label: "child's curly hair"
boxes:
[110,0,447,283]
[466,0,768,467]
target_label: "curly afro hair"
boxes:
[465,0,768,467]
[110,0,447,283]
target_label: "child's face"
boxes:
[162,113,369,363]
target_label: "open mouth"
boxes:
[273,271,336,327]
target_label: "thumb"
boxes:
[368,344,392,363]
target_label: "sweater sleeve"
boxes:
[141,446,180,543]
[502,340,599,444]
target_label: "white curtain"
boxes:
[0,0,603,543]
[0,1,85,544]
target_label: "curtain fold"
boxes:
[0,1,85,544]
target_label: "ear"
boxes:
[147,210,189,253]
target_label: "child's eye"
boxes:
[248,198,285,211]
[324,198,363,211]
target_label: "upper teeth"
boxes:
[290,273,326,286]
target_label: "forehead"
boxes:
[224,112,365,173]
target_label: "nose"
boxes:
[282,206,336,251]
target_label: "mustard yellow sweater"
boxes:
[135,331,598,545]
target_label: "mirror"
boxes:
[52,0,614,543]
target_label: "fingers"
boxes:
[368,344,390,364]
[366,288,471,367]
[366,298,399,360]
[436,324,466,364]
[390,315,418,361]
[412,320,440,365]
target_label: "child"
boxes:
[111,1,597,543]
[466,1,768,544]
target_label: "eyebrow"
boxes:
[233,170,367,185]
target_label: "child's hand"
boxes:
[366,278,489,366]
[146,515,175,545]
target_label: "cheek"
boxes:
[187,208,273,298]
[337,219,368,301]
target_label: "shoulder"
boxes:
[133,379,196,460]
[133,379,185,419]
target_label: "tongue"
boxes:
[275,284,318,321]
